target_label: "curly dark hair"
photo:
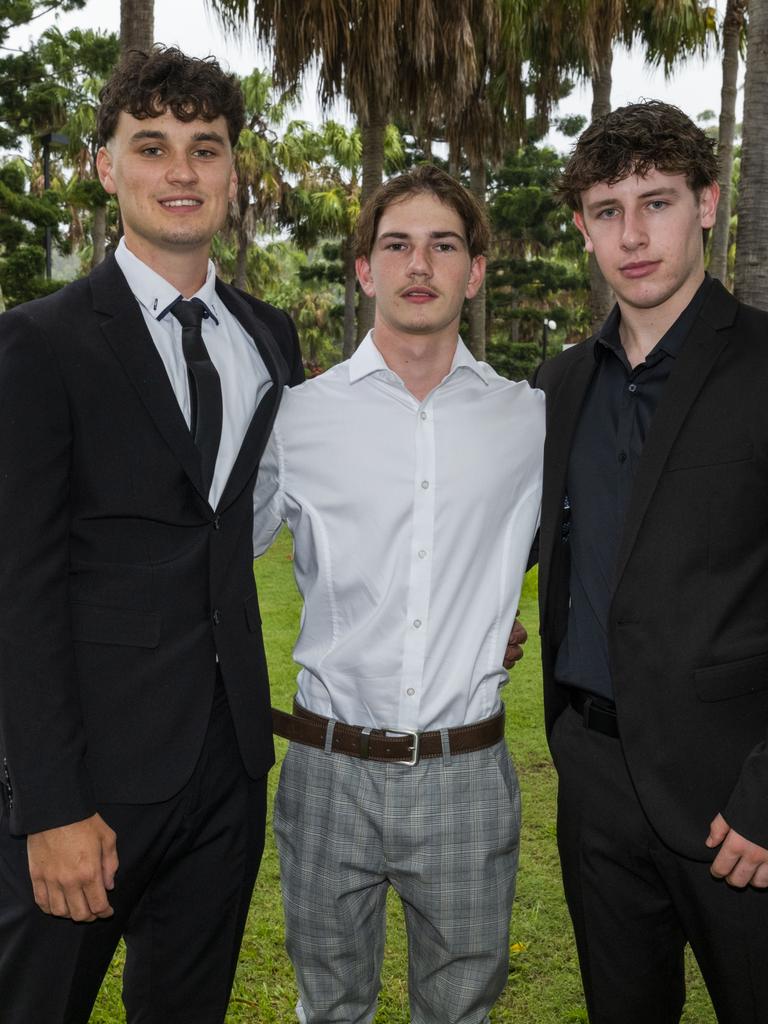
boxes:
[355,164,490,260]
[556,100,718,211]
[97,46,245,148]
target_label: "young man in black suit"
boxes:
[535,101,768,1023]
[0,47,302,1022]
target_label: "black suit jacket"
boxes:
[0,255,303,836]
[535,279,768,860]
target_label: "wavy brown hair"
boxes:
[97,46,245,148]
[556,101,718,211]
[355,164,490,260]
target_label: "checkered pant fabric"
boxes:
[273,735,521,1024]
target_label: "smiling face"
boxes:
[574,168,718,319]
[96,109,236,270]
[355,192,485,345]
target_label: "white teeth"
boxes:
[162,199,201,207]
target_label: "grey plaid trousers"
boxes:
[273,732,521,1024]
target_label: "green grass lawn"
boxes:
[90,529,716,1022]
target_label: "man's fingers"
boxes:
[503,616,528,669]
[83,878,114,919]
[752,863,768,889]
[503,642,524,669]
[101,837,119,892]
[509,617,528,645]
[705,812,729,849]
[30,876,51,915]
[710,847,738,880]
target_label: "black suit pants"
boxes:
[0,683,267,1024]
[551,704,768,1024]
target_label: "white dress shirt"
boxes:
[253,331,545,731]
[115,238,272,508]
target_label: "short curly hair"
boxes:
[355,164,489,260]
[97,46,245,148]
[556,100,718,211]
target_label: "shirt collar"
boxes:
[348,330,488,386]
[114,237,219,324]
[595,273,714,366]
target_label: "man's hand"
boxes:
[503,615,528,670]
[27,813,118,922]
[706,813,768,888]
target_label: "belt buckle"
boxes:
[390,727,420,765]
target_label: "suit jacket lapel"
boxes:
[615,281,738,585]
[540,340,598,604]
[90,256,207,500]
[214,280,290,511]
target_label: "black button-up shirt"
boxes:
[555,275,713,700]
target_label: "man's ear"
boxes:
[698,182,720,229]
[465,255,486,300]
[573,210,594,254]
[96,146,117,196]
[356,255,376,298]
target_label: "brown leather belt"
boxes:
[271,701,505,765]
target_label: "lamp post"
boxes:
[39,131,69,279]
[542,317,557,362]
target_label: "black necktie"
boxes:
[170,297,222,498]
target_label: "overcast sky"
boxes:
[6,0,744,149]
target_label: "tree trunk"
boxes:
[735,0,768,309]
[120,0,154,54]
[710,0,745,286]
[588,36,614,331]
[448,139,461,179]
[467,159,487,361]
[90,205,107,268]
[356,95,387,341]
[342,234,357,359]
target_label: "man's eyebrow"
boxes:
[129,129,227,145]
[376,230,467,243]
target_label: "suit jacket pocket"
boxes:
[665,440,753,472]
[71,603,161,648]
[244,591,262,633]
[694,651,768,702]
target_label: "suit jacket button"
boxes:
[212,608,222,625]
[213,515,221,530]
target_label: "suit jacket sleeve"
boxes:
[283,311,305,387]
[0,308,95,835]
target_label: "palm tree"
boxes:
[710,0,747,286]
[285,120,404,356]
[120,0,153,54]
[208,0,498,335]
[734,0,768,309]
[527,0,712,329]
[226,70,314,290]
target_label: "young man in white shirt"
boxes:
[254,164,545,1024]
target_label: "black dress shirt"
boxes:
[555,275,713,700]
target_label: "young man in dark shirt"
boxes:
[535,100,768,1024]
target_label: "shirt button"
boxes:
[618,451,627,464]
[406,687,415,696]
[212,608,222,625]
[420,411,427,421]
[413,619,422,629]
[628,383,638,393]
[421,480,429,490]
[418,549,427,559]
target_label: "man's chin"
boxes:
[156,229,213,250]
